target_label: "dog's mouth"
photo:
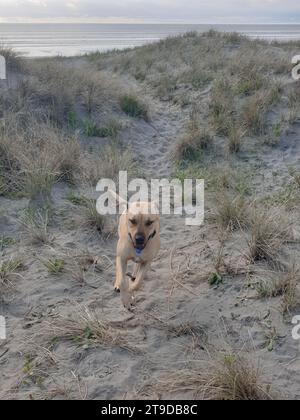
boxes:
[129,230,157,253]
[134,242,145,251]
[129,233,144,250]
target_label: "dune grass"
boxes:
[246,206,291,262]
[214,193,248,231]
[120,93,148,120]
[46,306,136,352]
[139,352,275,400]
[0,258,24,287]
[0,45,24,72]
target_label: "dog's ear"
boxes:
[108,190,128,213]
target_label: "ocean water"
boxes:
[1,23,300,57]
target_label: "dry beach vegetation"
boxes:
[0,31,300,399]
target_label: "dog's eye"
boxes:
[145,220,154,226]
[129,219,137,225]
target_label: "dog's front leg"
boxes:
[114,256,126,292]
[115,256,133,310]
[130,262,150,292]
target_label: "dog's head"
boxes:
[126,202,159,251]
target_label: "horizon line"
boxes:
[1,18,300,25]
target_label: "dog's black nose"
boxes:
[135,233,145,246]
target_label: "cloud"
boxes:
[0,0,300,23]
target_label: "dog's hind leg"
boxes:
[130,262,140,282]
[120,275,133,310]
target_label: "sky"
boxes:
[0,0,300,24]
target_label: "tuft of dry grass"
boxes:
[288,167,300,188]
[80,70,106,114]
[214,193,248,231]
[20,209,53,245]
[65,193,108,234]
[281,264,300,315]
[47,306,137,352]
[173,115,213,162]
[58,136,82,184]
[241,84,282,135]
[85,142,137,184]
[256,263,300,315]
[83,198,106,233]
[0,134,20,196]
[246,206,291,262]
[1,121,82,199]
[241,92,267,135]
[211,165,252,196]
[287,87,300,125]
[209,78,235,136]
[0,258,24,291]
[235,67,265,96]
[24,60,80,124]
[228,125,246,154]
[140,353,274,400]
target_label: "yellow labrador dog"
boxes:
[113,195,160,309]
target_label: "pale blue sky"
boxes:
[0,0,300,23]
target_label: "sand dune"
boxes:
[0,31,300,399]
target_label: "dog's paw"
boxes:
[121,292,134,311]
[123,300,133,311]
[114,286,121,293]
[122,296,133,310]
[123,302,134,311]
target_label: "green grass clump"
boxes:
[66,192,89,206]
[0,236,15,251]
[120,94,148,120]
[42,258,65,275]
[84,120,103,137]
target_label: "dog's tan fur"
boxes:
[113,196,161,309]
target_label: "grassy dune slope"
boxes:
[0,31,300,399]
